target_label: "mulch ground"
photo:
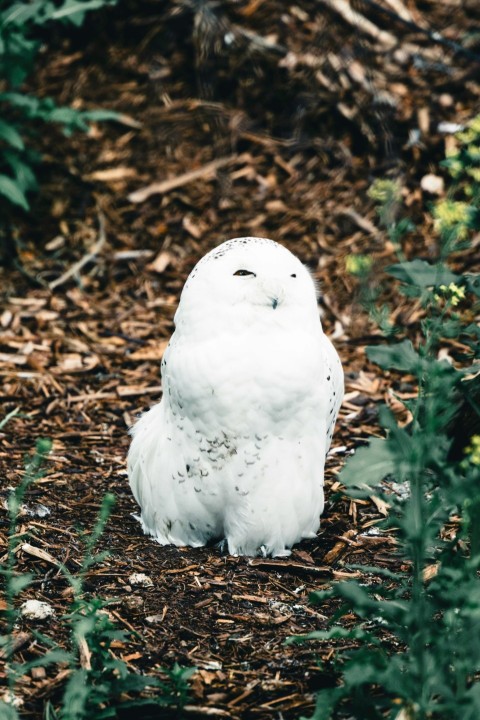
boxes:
[1,1,479,717]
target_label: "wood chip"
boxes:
[116,384,162,397]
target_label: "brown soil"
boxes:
[1,1,479,717]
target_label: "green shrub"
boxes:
[289,118,480,720]
[0,0,120,212]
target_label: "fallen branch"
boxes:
[49,210,107,291]
[248,559,333,576]
[128,154,250,204]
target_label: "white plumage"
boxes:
[128,237,343,557]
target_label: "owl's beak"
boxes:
[260,281,285,310]
[265,287,285,310]
[267,293,284,310]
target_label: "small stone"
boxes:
[437,121,464,134]
[128,572,154,587]
[420,173,444,196]
[123,594,144,611]
[438,93,454,108]
[146,613,165,624]
[25,503,51,518]
[1,690,23,708]
[20,599,55,621]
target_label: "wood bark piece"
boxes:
[0,632,31,659]
[21,543,61,568]
[322,529,358,565]
[127,154,250,204]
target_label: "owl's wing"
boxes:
[127,400,225,547]
[127,402,181,537]
[322,333,344,452]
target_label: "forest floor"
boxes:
[1,1,480,718]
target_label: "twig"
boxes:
[128,154,250,204]
[383,0,413,23]
[362,0,480,63]
[48,210,107,291]
[317,0,398,49]
[236,27,286,55]
[183,706,232,717]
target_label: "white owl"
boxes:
[127,237,343,557]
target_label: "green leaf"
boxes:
[288,625,372,644]
[0,119,24,150]
[0,700,21,720]
[3,150,38,192]
[0,174,29,209]
[465,274,480,297]
[80,109,122,123]
[35,437,53,456]
[340,437,396,489]
[10,573,34,595]
[1,2,43,26]
[342,648,388,687]
[465,682,480,718]
[19,648,71,671]
[307,687,340,720]
[337,583,408,623]
[60,668,90,720]
[386,259,461,288]
[50,0,116,26]
[44,700,60,720]
[0,406,20,430]
[0,92,45,118]
[366,339,422,373]
[47,107,88,130]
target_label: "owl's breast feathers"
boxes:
[162,324,340,441]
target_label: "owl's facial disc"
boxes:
[178,238,320,329]
[230,265,289,309]
[214,247,316,314]
[232,267,281,309]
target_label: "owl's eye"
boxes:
[234,269,256,277]
[290,273,297,278]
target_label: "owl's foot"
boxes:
[215,538,229,554]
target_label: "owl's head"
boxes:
[175,237,321,333]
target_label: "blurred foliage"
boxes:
[0,0,119,214]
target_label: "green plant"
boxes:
[1,437,57,707]
[0,0,120,212]
[0,438,196,719]
[289,120,480,719]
